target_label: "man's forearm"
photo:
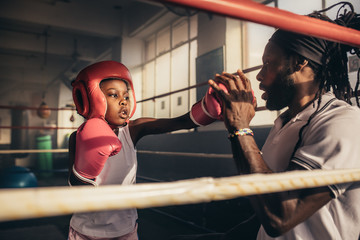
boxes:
[229,133,272,174]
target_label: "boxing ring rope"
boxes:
[0,148,232,159]
[0,105,75,111]
[0,126,77,130]
[137,65,263,104]
[0,149,69,154]
[0,65,265,113]
[137,150,233,159]
[158,0,360,48]
[0,168,359,221]
[0,65,266,133]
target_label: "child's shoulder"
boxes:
[127,118,143,133]
[127,117,156,145]
[128,117,152,128]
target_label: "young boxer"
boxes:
[67,61,234,240]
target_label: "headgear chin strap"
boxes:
[72,61,136,120]
[269,29,328,66]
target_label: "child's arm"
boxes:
[129,112,195,145]
[129,84,228,145]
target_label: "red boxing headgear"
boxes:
[72,61,136,120]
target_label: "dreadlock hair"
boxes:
[285,2,360,158]
[309,2,360,106]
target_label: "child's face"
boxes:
[100,79,131,126]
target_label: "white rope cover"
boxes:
[0,168,359,221]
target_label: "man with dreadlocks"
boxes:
[210,2,360,240]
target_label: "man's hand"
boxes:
[209,69,257,131]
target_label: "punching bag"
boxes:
[10,108,29,158]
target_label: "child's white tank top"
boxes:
[70,125,138,238]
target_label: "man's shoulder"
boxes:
[323,98,360,118]
[308,98,360,135]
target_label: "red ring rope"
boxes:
[137,65,263,103]
[0,126,77,130]
[158,0,360,48]
[0,105,75,111]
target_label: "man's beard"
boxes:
[265,71,296,111]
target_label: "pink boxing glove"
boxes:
[69,118,122,186]
[190,83,228,126]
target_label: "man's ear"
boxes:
[295,60,309,72]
